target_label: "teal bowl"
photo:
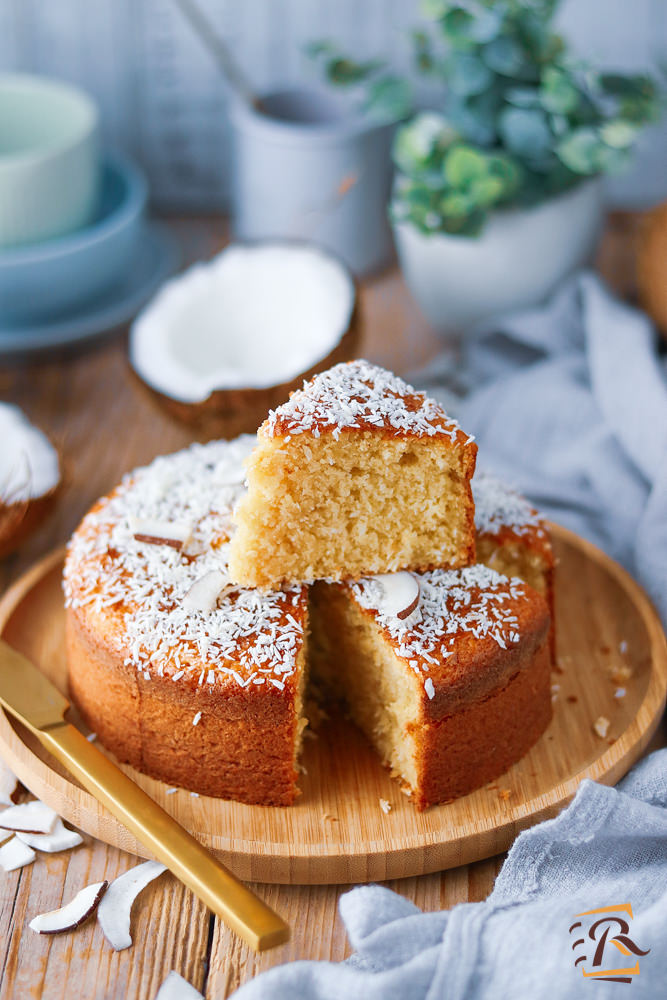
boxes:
[0,152,147,325]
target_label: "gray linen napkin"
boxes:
[233,750,667,998]
[232,272,667,999]
[424,270,667,627]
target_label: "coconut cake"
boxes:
[63,436,309,806]
[309,564,552,810]
[228,360,478,589]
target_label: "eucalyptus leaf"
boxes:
[420,0,450,20]
[469,174,505,207]
[483,37,525,77]
[442,7,475,41]
[599,119,639,149]
[469,7,503,43]
[444,145,489,186]
[447,52,493,96]
[506,87,541,109]
[499,107,552,159]
[447,95,498,147]
[327,57,383,86]
[540,66,579,114]
[392,112,455,173]
[556,127,601,174]
[364,75,412,121]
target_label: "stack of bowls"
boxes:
[0,74,174,346]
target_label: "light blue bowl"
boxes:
[0,152,147,324]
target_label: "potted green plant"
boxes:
[311,0,659,332]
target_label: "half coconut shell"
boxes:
[129,242,361,440]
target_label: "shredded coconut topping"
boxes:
[63,436,307,689]
[473,471,546,539]
[264,360,473,444]
[349,564,525,696]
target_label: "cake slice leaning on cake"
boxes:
[228,360,478,590]
[310,564,552,810]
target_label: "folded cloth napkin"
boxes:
[233,749,667,999]
[420,270,667,627]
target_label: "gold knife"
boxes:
[0,638,289,952]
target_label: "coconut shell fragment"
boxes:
[0,762,19,806]
[130,242,361,439]
[29,881,109,935]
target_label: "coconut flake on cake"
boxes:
[473,471,547,539]
[63,435,308,689]
[264,360,475,444]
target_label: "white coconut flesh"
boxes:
[155,971,204,1000]
[0,403,59,503]
[0,761,18,806]
[0,835,36,872]
[0,799,58,834]
[130,243,355,403]
[17,818,83,853]
[97,860,167,951]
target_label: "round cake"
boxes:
[63,436,309,806]
[64,435,552,809]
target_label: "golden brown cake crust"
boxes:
[345,565,550,716]
[312,564,552,810]
[67,606,303,805]
[413,639,552,810]
[64,438,309,806]
[261,359,478,453]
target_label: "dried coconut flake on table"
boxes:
[63,438,306,690]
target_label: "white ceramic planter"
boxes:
[393,178,604,334]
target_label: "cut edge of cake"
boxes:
[229,360,478,589]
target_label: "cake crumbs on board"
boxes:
[379,798,392,814]
[593,716,610,739]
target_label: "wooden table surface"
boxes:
[0,212,663,1000]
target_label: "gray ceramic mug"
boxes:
[229,88,396,277]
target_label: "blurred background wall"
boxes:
[1,0,664,211]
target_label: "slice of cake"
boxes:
[64,437,309,806]
[309,565,551,809]
[228,360,478,589]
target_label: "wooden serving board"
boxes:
[1,525,665,885]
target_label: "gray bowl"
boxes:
[0,152,147,325]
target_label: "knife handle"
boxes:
[38,722,289,952]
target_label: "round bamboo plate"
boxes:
[1,526,665,885]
